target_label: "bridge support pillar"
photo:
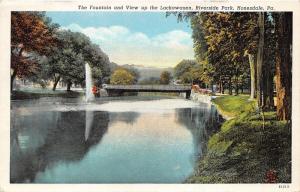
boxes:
[185,90,191,99]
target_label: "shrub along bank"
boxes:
[187,95,291,183]
[11,90,83,100]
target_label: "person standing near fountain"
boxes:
[92,84,100,97]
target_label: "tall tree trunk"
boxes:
[275,13,292,120]
[234,76,239,96]
[260,13,275,111]
[262,69,274,110]
[11,69,17,92]
[248,54,257,99]
[52,75,61,91]
[67,81,72,92]
[256,12,265,106]
[262,36,275,111]
[228,78,233,95]
[10,48,23,92]
[219,79,223,94]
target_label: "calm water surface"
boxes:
[10,97,220,183]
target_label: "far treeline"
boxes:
[170,12,292,121]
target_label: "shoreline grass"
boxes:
[186,95,291,183]
[212,95,256,118]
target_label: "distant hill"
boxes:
[109,62,174,81]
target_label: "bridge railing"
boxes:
[104,84,191,91]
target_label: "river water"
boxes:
[10,96,220,183]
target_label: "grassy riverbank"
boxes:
[187,95,291,183]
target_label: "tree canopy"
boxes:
[174,59,198,84]
[110,68,135,85]
[160,71,172,85]
[11,12,59,90]
[173,12,292,120]
[11,12,111,92]
[41,30,111,91]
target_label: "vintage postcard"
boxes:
[0,0,299,191]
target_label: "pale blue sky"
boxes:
[46,12,194,67]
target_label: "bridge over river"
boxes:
[104,84,192,98]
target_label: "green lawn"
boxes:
[187,95,291,183]
[212,95,256,118]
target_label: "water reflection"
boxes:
[10,110,109,183]
[175,104,221,158]
[109,112,140,124]
[85,111,94,141]
[10,98,221,183]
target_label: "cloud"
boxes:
[62,23,194,67]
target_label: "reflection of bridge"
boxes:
[104,84,192,99]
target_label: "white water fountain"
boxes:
[85,63,95,141]
[85,63,94,102]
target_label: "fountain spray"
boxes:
[85,63,94,102]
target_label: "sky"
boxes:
[46,12,194,68]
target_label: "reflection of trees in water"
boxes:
[109,112,140,125]
[10,111,109,183]
[175,105,222,158]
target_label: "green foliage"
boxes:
[110,68,135,85]
[11,90,83,100]
[126,67,140,84]
[208,134,233,156]
[160,71,171,84]
[92,67,102,79]
[173,57,216,88]
[174,59,197,83]
[38,30,110,90]
[188,13,260,92]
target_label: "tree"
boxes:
[41,30,110,91]
[172,12,261,96]
[248,53,257,98]
[160,71,171,84]
[194,13,246,94]
[274,12,292,120]
[256,12,265,105]
[11,11,58,91]
[261,13,276,110]
[26,56,52,89]
[174,12,290,119]
[174,59,198,84]
[69,33,111,81]
[44,40,85,91]
[110,68,135,85]
[125,67,140,84]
